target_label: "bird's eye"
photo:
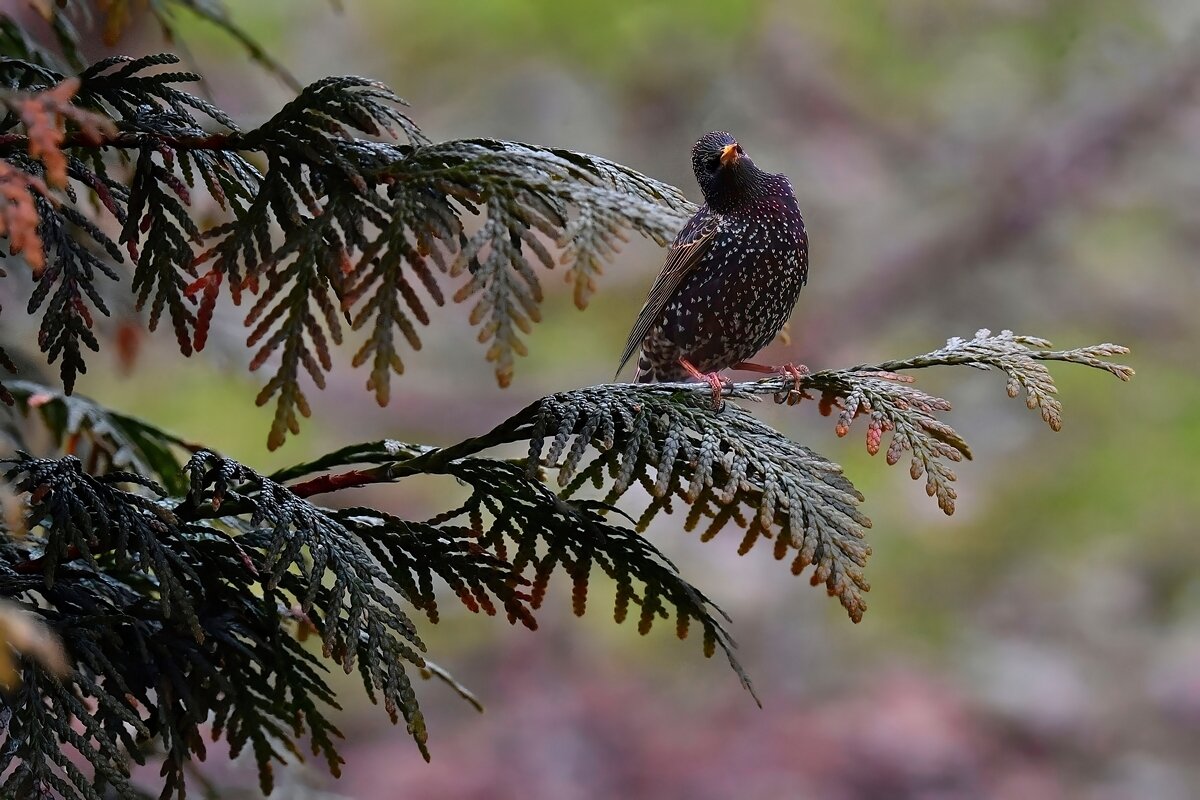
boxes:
[707,155,720,170]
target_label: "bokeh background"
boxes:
[29,1,1200,797]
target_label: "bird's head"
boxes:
[691,131,764,209]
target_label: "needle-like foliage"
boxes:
[1,47,689,447]
[0,5,1135,799]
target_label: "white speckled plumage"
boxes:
[617,132,809,383]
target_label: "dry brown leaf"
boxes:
[97,0,146,46]
[18,78,117,189]
[0,159,51,276]
[0,601,69,690]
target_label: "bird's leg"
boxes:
[678,358,730,409]
[731,361,811,405]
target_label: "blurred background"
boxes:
[22,0,1200,797]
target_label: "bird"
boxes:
[616,131,810,407]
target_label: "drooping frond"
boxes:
[0,455,349,798]
[0,54,692,447]
[432,456,756,698]
[0,444,541,797]
[3,453,201,627]
[182,450,441,759]
[525,386,874,620]
[761,329,1134,514]
[276,441,757,699]
[269,331,1131,626]
[0,329,1131,797]
[471,332,1127,620]
[2,380,197,492]
[0,75,124,393]
[198,124,690,447]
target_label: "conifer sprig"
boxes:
[0,54,692,447]
[0,5,1135,796]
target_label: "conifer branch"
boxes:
[268,331,1132,621]
[0,327,1131,798]
[0,55,692,447]
[0,7,1137,795]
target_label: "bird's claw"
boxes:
[705,373,733,410]
[729,360,811,404]
[679,358,732,410]
[774,362,811,405]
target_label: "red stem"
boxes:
[13,545,79,575]
[287,467,391,499]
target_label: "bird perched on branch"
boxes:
[617,131,809,407]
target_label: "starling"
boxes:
[616,131,810,406]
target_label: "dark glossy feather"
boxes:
[618,132,808,385]
[615,207,718,378]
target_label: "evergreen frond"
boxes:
[0,53,691,446]
[2,380,196,493]
[0,9,1137,795]
[736,329,1134,515]
[526,385,874,620]
[182,450,438,759]
[2,452,199,628]
[0,444,542,797]
[435,456,758,699]
[196,105,689,446]
[25,176,122,393]
[0,517,347,799]
[258,438,757,693]
[295,332,1126,624]
[262,331,1129,629]
[0,329,1131,797]
[400,138,689,387]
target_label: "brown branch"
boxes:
[13,544,79,575]
[287,467,396,498]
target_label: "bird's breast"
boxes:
[660,210,806,348]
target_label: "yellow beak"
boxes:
[719,143,741,167]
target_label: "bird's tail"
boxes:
[633,351,655,383]
[632,352,687,383]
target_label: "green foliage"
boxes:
[0,4,1135,799]
[2,379,195,494]
[0,47,688,447]
[0,328,1132,797]
[527,384,873,620]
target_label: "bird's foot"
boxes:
[679,358,731,410]
[731,361,811,405]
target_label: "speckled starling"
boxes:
[617,131,810,405]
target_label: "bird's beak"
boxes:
[720,143,741,167]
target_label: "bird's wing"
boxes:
[615,208,719,378]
